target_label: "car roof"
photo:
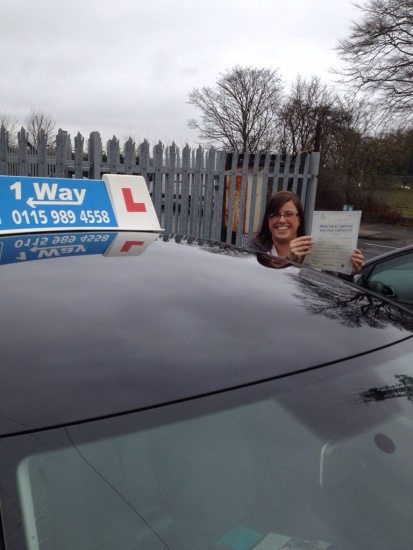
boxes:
[1,230,413,437]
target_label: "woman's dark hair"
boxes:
[251,191,306,252]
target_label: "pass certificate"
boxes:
[303,211,361,274]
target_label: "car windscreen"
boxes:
[1,338,413,550]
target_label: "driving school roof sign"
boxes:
[0,174,162,235]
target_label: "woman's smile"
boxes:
[269,200,300,244]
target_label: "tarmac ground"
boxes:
[358,221,413,260]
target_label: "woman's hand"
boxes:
[350,249,364,275]
[288,236,314,263]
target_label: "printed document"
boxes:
[303,211,361,274]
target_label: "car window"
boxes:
[1,340,413,550]
[365,252,413,305]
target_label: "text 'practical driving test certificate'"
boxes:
[303,210,361,274]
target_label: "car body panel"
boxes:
[1,232,413,437]
[1,217,413,550]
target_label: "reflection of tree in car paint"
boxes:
[356,375,413,404]
[290,273,413,332]
[165,233,253,259]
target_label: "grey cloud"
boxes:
[1,0,357,145]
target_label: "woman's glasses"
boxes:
[268,211,299,220]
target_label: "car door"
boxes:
[357,250,413,310]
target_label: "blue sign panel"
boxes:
[0,176,118,232]
[0,232,117,266]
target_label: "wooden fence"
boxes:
[0,125,320,245]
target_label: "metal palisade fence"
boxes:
[0,125,320,245]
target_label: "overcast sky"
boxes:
[1,0,360,147]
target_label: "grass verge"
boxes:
[376,189,413,219]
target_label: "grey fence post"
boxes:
[299,153,311,205]
[282,154,291,191]
[164,143,177,233]
[0,124,8,175]
[211,150,227,241]
[107,136,120,174]
[139,139,151,187]
[202,147,215,239]
[74,133,85,179]
[236,152,250,246]
[272,153,281,193]
[190,145,203,236]
[178,144,190,234]
[88,132,102,180]
[56,130,71,178]
[304,152,320,232]
[246,152,261,242]
[247,153,260,241]
[124,138,136,175]
[37,129,47,177]
[225,150,239,244]
[291,153,301,194]
[18,127,29,177]
[258,153,271,228]
[152,141,163,219]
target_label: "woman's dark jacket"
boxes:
[247,238,271,254]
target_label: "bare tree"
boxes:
[24,108,56,148]
[187,66,283,152]
[279,76,376,171]
[0,111,19,145]
[279,75,335,153]
[326,96,378,175]
[334,0,413,123]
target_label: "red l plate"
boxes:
[122,188,147,212]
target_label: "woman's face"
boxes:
[268,200,301,245]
